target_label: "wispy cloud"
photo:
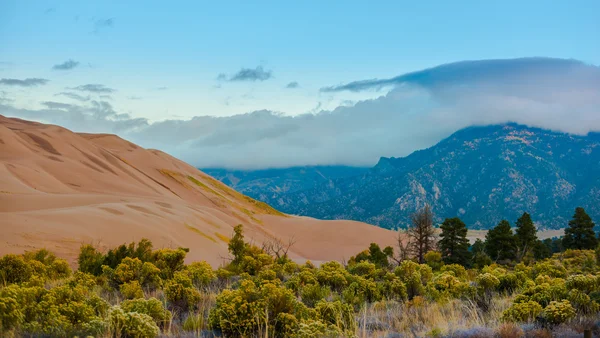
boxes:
[52,59,80,71]
[285,81,299,89]
[41,101,75,110]
[0,78,49,87]
[93,18,114,33]
[222,66,273,82]
[72,84,116,93]
[55,92,90,102]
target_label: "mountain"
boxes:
[208,124,600,230]
[0,115,397,265]
[203,166,369,209]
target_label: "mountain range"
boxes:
[205,124,600,230]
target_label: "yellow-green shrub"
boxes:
[209,279,312,337]
[542,300,576,324]
[164,271,201,312]
[121,297,171,327]
[120,281,144,299]
[187,261,215,288]
[502,300,543,322]
[109,305,159,338]
[0,254,32,285]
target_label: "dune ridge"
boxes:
[0,115,396,266]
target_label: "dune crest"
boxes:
[0,115,396,266]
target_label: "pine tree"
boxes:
[407,204,437,264]
[484,220,517,262]
[515,212,538,261]
[439,217,471,266]
[563,207,598,250]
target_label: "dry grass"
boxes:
[361,296,514,337]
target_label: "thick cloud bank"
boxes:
[2,58,599,169]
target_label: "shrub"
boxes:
[164,271,201,312]
[121,297,171,327]
[543,300,576,325]
[77,244,105,276]
[300,283,330,307]
[424,251,444,271]
[109,306,160,337]
[152,248,188,279]
[209,279,311,337]
[120,281,144,299]
[502,301,543,322]
[187,261,215,288]
[0,254,32,284]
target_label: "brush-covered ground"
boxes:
[1,225,599,337]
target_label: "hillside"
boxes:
[0,115,397,265]
[209,124,600,230]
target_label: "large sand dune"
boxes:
[0,115,397,266]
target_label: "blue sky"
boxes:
[1,1,599,168]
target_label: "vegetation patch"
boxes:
[184,223,217,243]
[214,232,230,243]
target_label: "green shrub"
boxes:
[300,283,330,307]
[187,261,215,288]
[109,305,160,338]
[78,244,105,276]
[0,254,32,285]
[152,248,188,279]
[543,300,576,325]
[120,281,144,299]
[424,251,444,271]
[121,297,171,326]
[209,279,311,337]
[502,300,543,322]
[164,271,201,312]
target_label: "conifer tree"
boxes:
[408,205,437,264]
[484,220,517,262]
[515,212,538,261]
[439,217,471,266]
[563,207,598,250]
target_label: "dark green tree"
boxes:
[470,238,485,255]
[563,207,598,250]
[439,217,471,266]
[515,212,538,261]
[484,220,517,262]
[532,240,552,260]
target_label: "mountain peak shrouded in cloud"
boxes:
[52,59,80,70]
[0,78,49,87]
[2,57,600,169]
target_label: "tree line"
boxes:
[399,205,598,268]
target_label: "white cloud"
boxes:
[2,58,599,169]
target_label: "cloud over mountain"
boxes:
[2,57,599,169]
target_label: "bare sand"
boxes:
[0,115,397,267]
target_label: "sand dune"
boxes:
[0,115,397,266]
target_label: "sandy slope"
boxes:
[0,115,397,266]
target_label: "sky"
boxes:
[1,1,599,169]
